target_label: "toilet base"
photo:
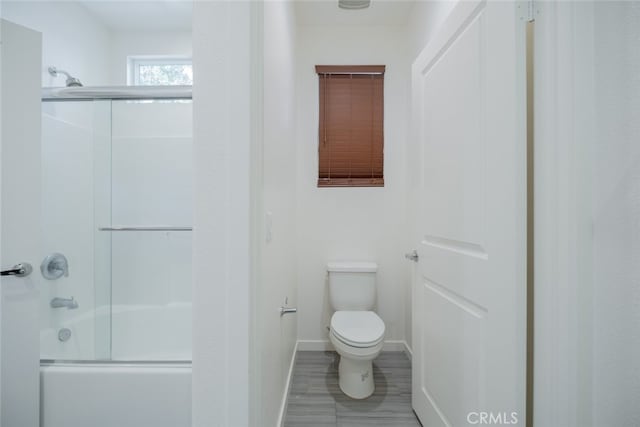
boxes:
[338,356,374,399]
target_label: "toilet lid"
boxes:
[330,311,385,348]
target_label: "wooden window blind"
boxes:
[316,65,385,187]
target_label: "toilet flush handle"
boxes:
[280,307,297,316]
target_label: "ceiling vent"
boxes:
[338,0,371,10]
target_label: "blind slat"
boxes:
[317,65,384,187]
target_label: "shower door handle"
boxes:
[1,262,33,277]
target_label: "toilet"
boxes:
[327,262,385,399]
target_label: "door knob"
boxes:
[1,262,33,277]
[405,250,419,262]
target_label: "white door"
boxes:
[0,19,42,427]
[410,1,527,425]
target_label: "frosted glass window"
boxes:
[129,57,192,86]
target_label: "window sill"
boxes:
[317,178,384,188]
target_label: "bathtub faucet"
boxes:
[50,297,78,310]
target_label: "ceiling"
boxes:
[80,1,192,32]
[78,0,415,32]
[294,0,416,26]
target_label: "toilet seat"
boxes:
[330,311,385,348]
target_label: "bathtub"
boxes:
[40,303,192,427]
[40,362,191,427]
[41,302,192,361]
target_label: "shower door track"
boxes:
[40,359,192,366]
[99,226,193,232]
[42,85,192,101]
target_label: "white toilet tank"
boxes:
[327,262,378,311]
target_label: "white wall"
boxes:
[259,2,298,425]
[591,2,640,425]
[109,31,192,85]
[534,2,640,426]
[192,2,255,426]
[295,24,410,348]
[2,1,110,86]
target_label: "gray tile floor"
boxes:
[283,351,422,427]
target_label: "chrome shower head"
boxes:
[48,66,83,87]
[65,77,83,87]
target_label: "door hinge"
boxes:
[519,0,537,23]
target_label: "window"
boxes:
[316,65,385,187]
[128,56,193,86]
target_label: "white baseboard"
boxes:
[403,340,413,363]
[296,340,333,351]
[383,340,407,352]
[276,341,298,427]
[297,339,412,356]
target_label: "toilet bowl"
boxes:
[327,261,385,399]
[329,310,385,399]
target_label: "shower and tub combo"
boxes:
[39,80,193,427]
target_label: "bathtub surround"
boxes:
[3,0,196,362]
[37,96,193,364]
[39,102,101,360]
[110,100,193,360]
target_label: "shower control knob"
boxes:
[41,253,69,280]
[58,328,72,342]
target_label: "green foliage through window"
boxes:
[137,64,193,86]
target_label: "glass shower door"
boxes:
[39,99,112,362]
[39,94,192,363]
[102,99,193,361]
